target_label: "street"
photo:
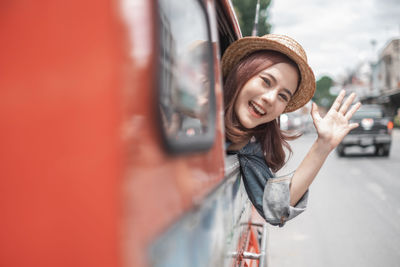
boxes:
[268,129,400,267]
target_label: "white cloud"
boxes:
[269,0,400,80]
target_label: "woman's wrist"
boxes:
[314,137,334,155]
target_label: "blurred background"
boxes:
[233,0,400,266]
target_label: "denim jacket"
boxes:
[227,140,308,227]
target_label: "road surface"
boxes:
[268,129,400,267]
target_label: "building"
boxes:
[369,38,400,115]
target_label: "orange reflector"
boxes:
[387,121,394,130]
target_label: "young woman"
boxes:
[221,34,361,226]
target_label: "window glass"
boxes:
[158,0,216,153]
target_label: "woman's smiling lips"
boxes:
[248,100,266,118]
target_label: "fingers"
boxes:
[339,92,356,115]
[348,122,360,130]
[311,102,322,122]
[331,90,346,111]
[345,101,362,120]
[332,90,360,120]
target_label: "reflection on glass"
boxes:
[158,0,214,148]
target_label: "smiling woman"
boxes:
[222,34,361,226]
[223,48,306,172]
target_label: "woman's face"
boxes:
[234,62,299,129]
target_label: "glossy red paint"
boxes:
[121,0,227,265]
[0,0,242,266]
[0,1,122,267]
[219,0,242,36]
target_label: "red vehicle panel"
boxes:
[0,1,266,267]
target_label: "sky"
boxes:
[268,0,400,81]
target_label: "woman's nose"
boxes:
[261,90,277,104]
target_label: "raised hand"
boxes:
[311,90,361,151]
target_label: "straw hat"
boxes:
[221,34,316,113]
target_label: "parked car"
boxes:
[337,104,393,157]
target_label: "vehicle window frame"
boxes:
[156,0,217,154]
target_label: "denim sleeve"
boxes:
[235,141,308,227]
[262,173,309,227]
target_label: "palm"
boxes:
[311,90,361,151]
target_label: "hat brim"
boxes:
[221,36,316,113]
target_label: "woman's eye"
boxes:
[279,94,289,102]
[261,77,271,86]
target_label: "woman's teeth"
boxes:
[249,101,266,115]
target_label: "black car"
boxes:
[337,104,393,157]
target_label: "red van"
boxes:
[0,1,267,266]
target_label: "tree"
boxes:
[313,76,336,108]
[232,0,272,36]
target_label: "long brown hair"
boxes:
[224,50,301,172]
